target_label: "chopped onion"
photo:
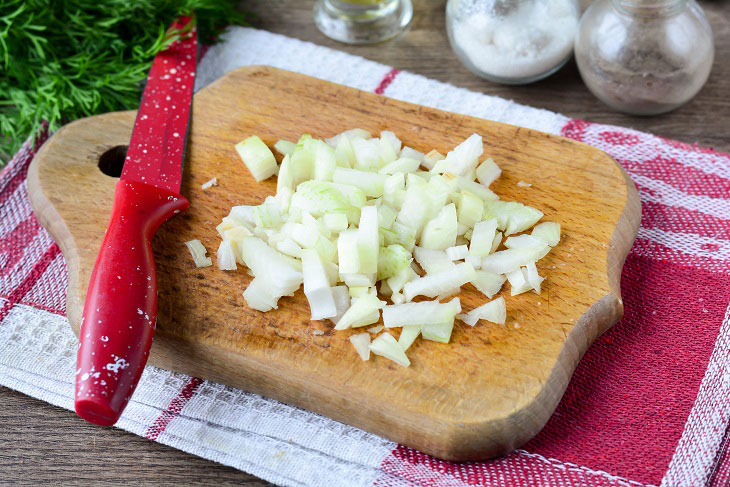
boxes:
[400,146,424,162]
[242,277,279,312]
[504,234,549,249]
[470,270,506,298]
[379,157,420,175]
[404,262,476,301]
[323,213,349,233]
[432,133,483,176]
[456,177,499,201]
[420,203,457,249]
[421,321,454,343]
[349,333,371,361]
[457,297,506,326]
[274,139,296,157]
[334,294,386,330]
[532,222,561,246]
[377,244,412,280]
[524,261,545,294]
[369,332,411,367]
[185,239,212,268]
[236,135,278,182]
[483,200,543,236]
[380,130,402,153]
[469,219,498,257]
[457,190,484,228]
[506,268,532,296]
[446,245,469,261]
[475,158,501,187]
[330,285,351,324]
[333,167,387,197]
[421,150,444,170]
[217,240,237,270]
[382,298,460,328]
[398,326,421,350]
[217,129,562,367]
[357,206,379,275]
[301,249,337,320]
[413,247,454,274]
[201,177,218,190]
[481,247,548,275]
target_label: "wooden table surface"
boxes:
[2,1,728,485]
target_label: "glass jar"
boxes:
[314,0,413,45]
[446,0,580,85]
[575,0,714,115]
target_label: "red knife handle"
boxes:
[75,180,188,426]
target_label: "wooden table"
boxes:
[2,1,728,484]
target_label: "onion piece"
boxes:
[185,239,212,268]
[446,245,469,261]
[217,240,237,270]
[274,139,296,157]
[420,203,457,250]
[404,262,476,301]
[400,146,424,162]
[382,298,461,328]
[475,158,501,187]
[367,325,384,334]
[432,134,483,176]
[349,333,371,361]
[333,167,387,197]
[377,244,412,280]
[457,297,506,326]
[506,268,532,296]
[532,222,561,246]
[398,326,421,350]
[329,285,351,324]
[470,270,506,298]
[369,332,411,367]
[301,249,337,320]
[457,190,484,228]
[524,261,545,294]
[413,247,454,274]
[357,205,380,275]
[236,135,278,182]
[481,247,548,274]
[334,294,386,330]
[201,177,217,190]
[469,219,498,257]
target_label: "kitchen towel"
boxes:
[2,27,729,487]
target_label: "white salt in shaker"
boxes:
[446,0,580,85]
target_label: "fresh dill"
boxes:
[0,0,246,161]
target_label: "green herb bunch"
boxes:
[0,0,246,161]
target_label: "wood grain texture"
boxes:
[28,66,639,461]
[0,386,273,486]
[11,0,727,481]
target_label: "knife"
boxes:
[75,16,197,426]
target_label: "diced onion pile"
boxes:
[187,129,561,367]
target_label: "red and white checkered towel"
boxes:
[2,28,729,487]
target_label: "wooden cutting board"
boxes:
[28,66,640,461]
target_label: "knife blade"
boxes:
[75,16,197,426]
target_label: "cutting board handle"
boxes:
[75,180,188,426]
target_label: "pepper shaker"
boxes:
[575,0,714,115]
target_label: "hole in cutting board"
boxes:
[98,145,128,177]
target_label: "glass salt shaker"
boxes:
[575,0,714,115]
[446,0,581,85]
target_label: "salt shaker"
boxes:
[575,0,714,115]
[446,0,581,85]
